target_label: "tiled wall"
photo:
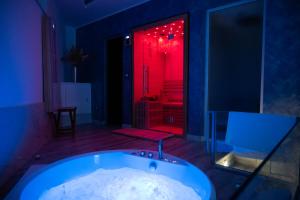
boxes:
[263,0,300,116]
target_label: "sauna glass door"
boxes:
[134,18,185,135]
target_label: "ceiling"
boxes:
[55,0,151,28]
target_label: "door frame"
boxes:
[131,13,189,136]
[204,0,266,150]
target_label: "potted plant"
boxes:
[62,46,88,83]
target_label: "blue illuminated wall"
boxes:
[77,0,300,135]
[0,0,43,107]
[0,0,66,190]
[0,0,45,188]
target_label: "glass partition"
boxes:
[233,120,300,199]
[133,17,186,135]
[208,111,299,199]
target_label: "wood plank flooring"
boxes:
[0,125,247,199]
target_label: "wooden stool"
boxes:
[54,107,77,136]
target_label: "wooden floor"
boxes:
[0,125,247,199]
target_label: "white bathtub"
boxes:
[20,150,215,200]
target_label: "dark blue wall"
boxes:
[77,0,300,136]
[263,0,300,116]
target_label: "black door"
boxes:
[106,37,123,126]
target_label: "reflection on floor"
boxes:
[0,125,247,200]
[112,128,174,141]
[150,125,183,135]
[216,152,263,173]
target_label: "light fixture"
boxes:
[124,34,132,46]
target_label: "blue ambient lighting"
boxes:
[21,151,215,200]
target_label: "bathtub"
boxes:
[20,150,215,200]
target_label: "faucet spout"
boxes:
[158,139,163,160]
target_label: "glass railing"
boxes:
[208,111,299,199]
[232,119,300,200]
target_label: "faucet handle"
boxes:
[158,139,163,146]
[158,139,164,160]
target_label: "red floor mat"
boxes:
[112,128,174,141]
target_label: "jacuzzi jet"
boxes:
[93,154,100,164]
[149,161,157,171]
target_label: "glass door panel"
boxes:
[134,18,185,135]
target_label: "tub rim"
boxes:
[20,149,216,200]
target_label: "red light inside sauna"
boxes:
[133,18,185,135]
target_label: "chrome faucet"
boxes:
[158,139,163,160]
